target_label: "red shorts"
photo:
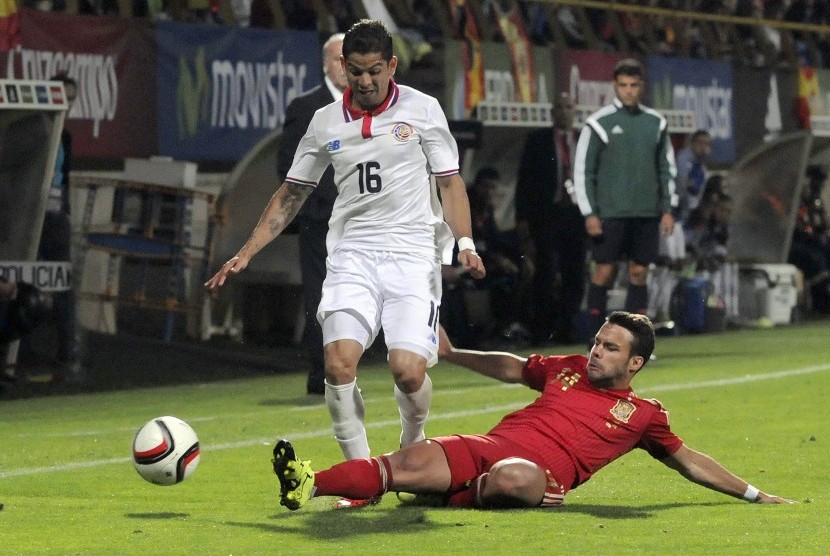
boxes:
[431,434,565,507]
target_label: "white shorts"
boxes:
[318,249,442,366]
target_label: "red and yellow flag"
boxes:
[796,66,821,129]
[493,1,536,102]
[1,0,21,52]
[449,0,485,117]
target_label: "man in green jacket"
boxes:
[573,58,677,344]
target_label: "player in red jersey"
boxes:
[272,311,793,510]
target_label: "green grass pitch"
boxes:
[1,321,828,554]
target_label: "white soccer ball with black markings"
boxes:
[132,416,200,486]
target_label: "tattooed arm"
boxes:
[205,182,313,289]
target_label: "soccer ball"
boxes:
[132,416,201,486]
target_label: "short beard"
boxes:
[356,95,379,112]
[587,376,617,390]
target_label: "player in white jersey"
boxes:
[205,20,485,482]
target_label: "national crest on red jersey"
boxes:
[609,399,637,423]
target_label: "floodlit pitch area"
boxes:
[1,321,828,554]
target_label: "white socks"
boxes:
[394,373,433,447]
[325,380,370,460]
[325,374,433,459]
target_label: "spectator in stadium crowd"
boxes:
[573,58,677,345]
[516,93,586,345]
[1,277,18,385]
[681,190,740,322]
[271,311,793,510]
[19,74,82,383]
[276,33,347,396]
[447,166,531,346]
[789,164,830,313]
[248,0,274,28]
[322,0,359,33]
[206,20,485,489]
[675,130,713,229]
[687,191,733,273]
[282,0,316,30]
[2,278,51,383]
[647,129,712,321]
[683,174,725,246]
[1,277,20,353]
[77,0,120,15]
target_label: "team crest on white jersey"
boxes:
[391,122,414,142]
[609,399,637,423]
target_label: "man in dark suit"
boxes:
[277,34,347,395]
[515,93,587,345]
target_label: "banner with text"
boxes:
[0,8,157,158]
[0,261,72,292]
[555,50,628,109]
[155,22,319,162]
[646,55,735,164]
[444,39,554,121]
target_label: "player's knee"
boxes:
[388,350,427,393]
[393,372,424,394]
[485,458,546,507]
[384,441,451,493]
[324,345,359,384]
[389,443,429,473]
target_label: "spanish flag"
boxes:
[796,66,821,129]
[0,0,20,52]
[493,1,536,102]
[449,0,485,118]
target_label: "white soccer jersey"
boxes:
[285,81,459,263]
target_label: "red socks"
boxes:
[314,456,390,500]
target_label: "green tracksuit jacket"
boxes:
[573,98,677,219]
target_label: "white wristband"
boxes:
[457,237,476,253]
[743,484,759,502]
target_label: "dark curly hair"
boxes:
[343,19,394,61]
[606,311,655,364]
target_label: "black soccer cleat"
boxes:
[272,439,298,497]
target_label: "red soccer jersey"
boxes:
[488,354,683,493]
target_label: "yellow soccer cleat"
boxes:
[272,439,315,510]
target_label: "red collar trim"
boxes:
[342,80,399,138]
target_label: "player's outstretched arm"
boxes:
[437,325,527,384]
[661,445,794,504]
[205,182,312,290]
[436,174,485,279]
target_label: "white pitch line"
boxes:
[13,415,230,438]
[12,385,520,439]
[636,363,830,393]
[2,363,829,480]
